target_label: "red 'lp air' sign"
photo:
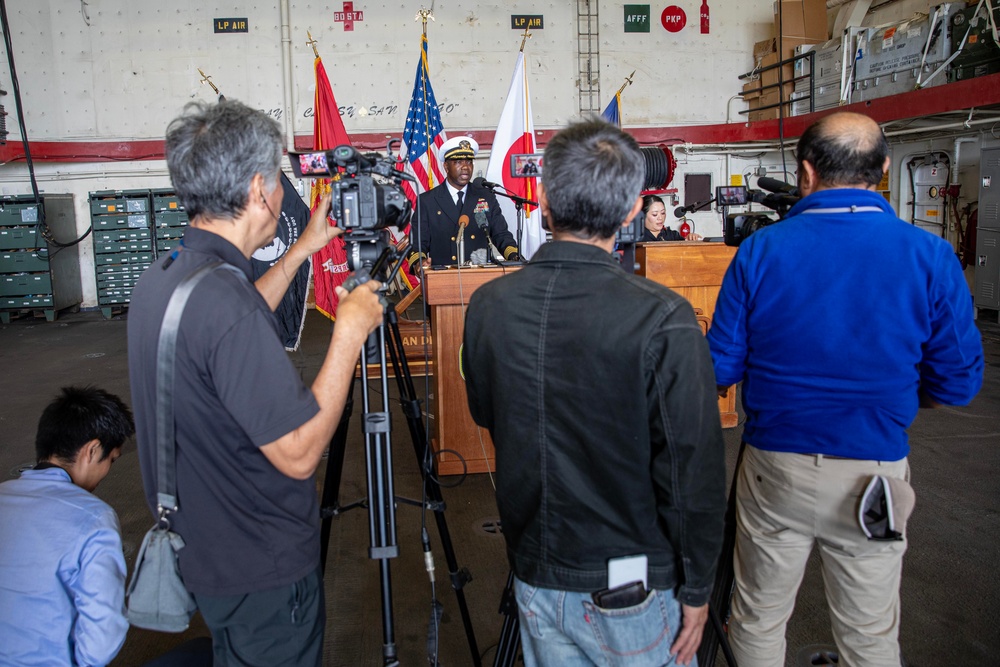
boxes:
[661,5,687,32]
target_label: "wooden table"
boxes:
[636,242,739,428]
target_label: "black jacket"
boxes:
[462,241,726,606]
[408,181,518,266]
[641,227,683,242]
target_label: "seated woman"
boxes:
[640,195,702,241]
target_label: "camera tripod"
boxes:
[317,246,482,666]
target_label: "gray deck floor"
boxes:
[1,308,997,666]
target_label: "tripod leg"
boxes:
[696,439,747,667]
[384,311,483,667]
[493,571,522,667]
[362,326,401,665]
[320,380,356,574]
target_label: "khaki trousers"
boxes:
[729,445,913,667]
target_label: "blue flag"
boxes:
[601,93,621,127]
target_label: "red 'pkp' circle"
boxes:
[661,6,687,32]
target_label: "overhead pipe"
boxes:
[951,137,978,186]
[280,0,296,154]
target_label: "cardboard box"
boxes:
[742,80,763,101]
[761,37,817,85]
[747,84,794,122]
[754,37,777,64]
[774,0,828,42]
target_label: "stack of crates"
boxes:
[89,189,153,319]
[852,4,959,103]
[0,195,81,323]
[152,188,189,257]
[948,1,1000,82]
[791,38,846,115]
[790,26,865,116]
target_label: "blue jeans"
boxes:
[514,577,693,667]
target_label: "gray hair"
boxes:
[541,119,644,240]
[164,100,283,220]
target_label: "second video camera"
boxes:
[718,177,801,247]
[289,145,411,233]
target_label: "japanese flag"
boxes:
[485,51,545,259]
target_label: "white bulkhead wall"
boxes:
[0,1,980,307]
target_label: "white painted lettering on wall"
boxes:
[301,103,458,119]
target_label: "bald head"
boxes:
[796,112,888,191]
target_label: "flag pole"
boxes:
[197,68,221,97]
[616,70,636,97]
[416,8,436,189]
[517,30,534,210]
[306,32,323,149]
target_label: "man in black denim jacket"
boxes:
[462,119,726,667]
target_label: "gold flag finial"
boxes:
[416,8,434,36]
[519,26,532,52]
[616,70,636,97]
[197,68,220,95]
[306,31,319,58]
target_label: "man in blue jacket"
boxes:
[708,111,984,667]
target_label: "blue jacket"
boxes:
[708,188,983,460]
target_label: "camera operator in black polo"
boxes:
[128,100,384,666]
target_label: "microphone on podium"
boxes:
[457,214,469,265]
[473,177,501,190]
[474,210,488,231]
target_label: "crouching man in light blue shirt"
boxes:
[0,386,134,667]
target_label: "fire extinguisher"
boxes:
[679,219,692,238]
[700,0,710,34]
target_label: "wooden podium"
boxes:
[424,246,739,476]
[424,267,514,475]
[635,242,740,428]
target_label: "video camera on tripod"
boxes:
[289,144,413,272]
[720,176,802,247]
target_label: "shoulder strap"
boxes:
[155,260,243,515]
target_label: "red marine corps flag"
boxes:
[484,40,544,259]
[309,41,352,320]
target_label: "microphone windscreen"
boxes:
[674,206,687,218]
[475,210,488,229]
[458,214,470,228]
[758,176,798,195]
[472,177,486,188]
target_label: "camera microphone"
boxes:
[757,176,800,197]
[473,176,501,190]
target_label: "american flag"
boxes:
[398,34,447,204]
